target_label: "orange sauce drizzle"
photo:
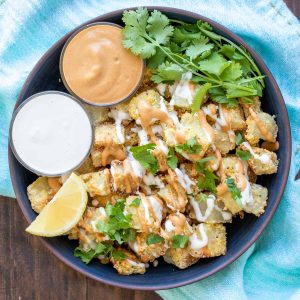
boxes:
[101,138,126,166]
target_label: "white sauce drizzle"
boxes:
[240,162,254,206]
[142,172,165,188]
[137,127,149,145]
[110,164,117,191]
[157,139,168,155]
[108,109,131,144]
[242,142,271,164]
[148,196,163,221]
[127,150,144,178]
[189,223,208,250]
[174,166,195,194]
[157,83,166,96]
[126,259,145,268]
[141,196,151,222]
[171,72,194,105]
[165,219,175,232]
[152,125,163,135]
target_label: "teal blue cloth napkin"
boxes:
[0,0,299,299]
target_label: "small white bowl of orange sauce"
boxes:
[59,22,145,107]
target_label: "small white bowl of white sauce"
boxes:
[9,91,93,176]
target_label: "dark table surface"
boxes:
[1,1,299,299]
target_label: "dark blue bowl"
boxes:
[8,7,291,290]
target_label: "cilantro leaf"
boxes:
[96,199,135,244]
[167,148,178,169]
[235,132,244,145]
[172,234,189,248]
[130,143,159,174]
[74,243,107,264]
[191,83,212,114]
[151,61,184,83]
[147,10,174,44]
[146,233,164,245]
[130,198,141,207]
[111,249,126,260]
[225,85,257,99]
[186,36,214,60]
[220,61,243,81]
[226,177,242,207]
[196,156,214,172]
[236,149,252,161]
[197,169,218,193]
[175,137,202,154]
[172,27,203,44]
[199,53,230,76]
[219,44,235,59]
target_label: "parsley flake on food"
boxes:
[130,143,159,174]
[172,234,189,249]
[130,198,141,207]
[235,132,244,145]
[236,149,253,161]
[226,177,242,207]
[146,233,164,245]
[167,148,178,169]
[175,137,202,155]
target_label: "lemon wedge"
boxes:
[26,173,87,237]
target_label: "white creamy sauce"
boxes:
[175,166,195,194]
[165,219,175,232]
[126,259,145,268]
[171,72,194,105]
[99,207,107,217]
[141,197,151,222]
[157,139,168,155]
[189,223,208,250]
[127,150,144,178]
[217,104,228,127]
[152,125,163,135]
[129,241,139,253]
[148,196,163,221]
[110,164,117,191]
[169,111,182,129]
[142,172,165,188]
[108,109,130,144]
[137,127,149,145]
[240,162,254,206]
[242,142,271,164]
[12,93,92,175]
[157,83,166,96]
[228,130,235,144]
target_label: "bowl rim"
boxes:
[8,6,291,290]
[59,21,146,107]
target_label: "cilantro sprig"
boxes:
[175,137,202,155]
[226,177,242,207]
[130,143,159,174]
[167,148,178,169]
[146,233,164,245]
[122,8,264,110]
[196,157,218,192]
[96,199,135,244]
[236,149,252,161]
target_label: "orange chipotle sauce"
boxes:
[61,24,144,105]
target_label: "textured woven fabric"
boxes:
[0,0,299,298]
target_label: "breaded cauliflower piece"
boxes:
[163,247,199,269]
[85,105,109,125]
[221,105,246,131]
[94,123,121,147]
[243,183,268,216]
[27,177,61,213]
[129,232,168,263]
[245,112,278,144]
[188,223,227,258]
[214,129,235,154]
[217,188,243,215]
[125,195,164,234]
[242,96,261,118]
[80,170,111,197]
[75,156,97,174]
[240,144,278,175]
[128,89,161,120]
[189,194,232,223]
[221,156,245,178]
[111,249,146,275]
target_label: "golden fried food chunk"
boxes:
[80,170,111,197]
[188,223,226,258]
[90,147,102,168]
[163,247,199,269]
[217,188,243,215]
[111,249,146,275]
[27,177,61,213]
[245,112,278,144]
[85,106,109,125]
[221,105,246,131]
[94,123,121,147]
[242,96,261,118]
[129,232,168,263]
[75,156,97,174]
[243,183,268,216]
[214,129,236,154]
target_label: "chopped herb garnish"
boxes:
[197,169,218,193]
[235,132,244,145]
[175,137,202,154]
[74,242,125,264]
[191,83,212,114]
[146,233,164,245]
[196,156,213,172]
[130,198,141,207]
[122,8,264,108]
[172,234,189,248]
[236,149,252,161]
[167,148,178,169]
[96,199,135,244]
[226,177,242,207]
[130,143,159,174]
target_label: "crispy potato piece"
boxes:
[75,156,97,174]
[158,184,187,212]
[129,232,168,263]
[85,106,109,125]
[189,194,232,223]
[242,97,261,118]
[217,188,243,215]
[240,144,278,175]
[90,147,102,168]
[221,156,244,178]
[243,183,268,216]
[214,129,235,154]
[94,123,121,146]
[188,223,227,258]
[111,249,146,275]
[27,177,60,213]
[128,89,160,120]
[221,105,246,131]
[245,112,278,144]
[164,247,199,269]
[162,213,192,239]
[80,170,111,197]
